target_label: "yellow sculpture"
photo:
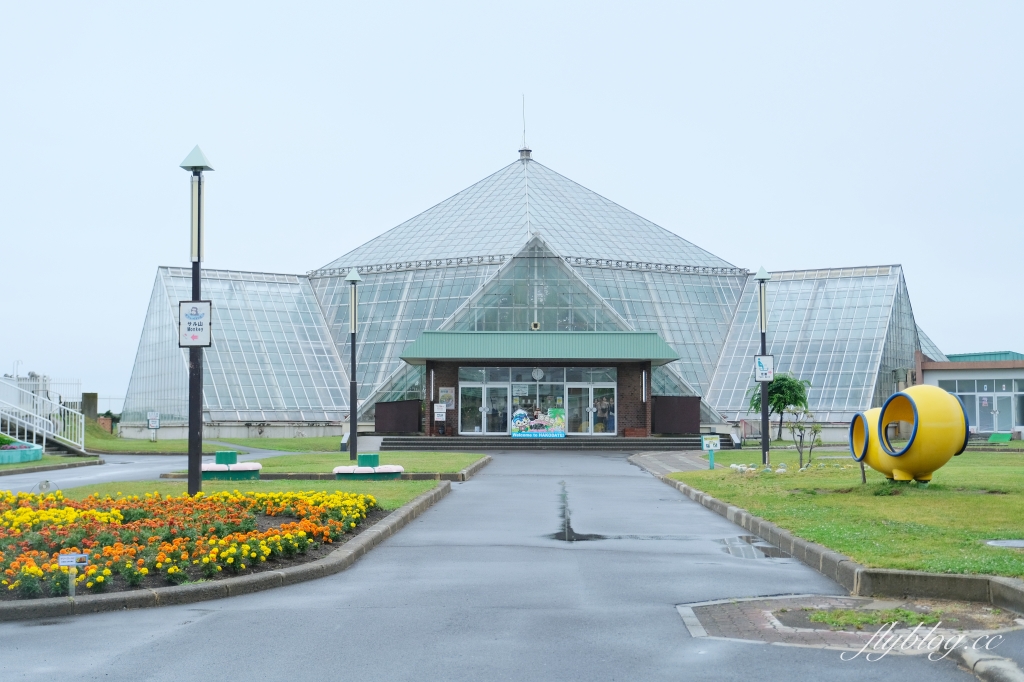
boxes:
[849,385,969,482]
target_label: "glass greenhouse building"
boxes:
[122,149,936,439]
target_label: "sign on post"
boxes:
[179,301,213,347]
[434,405,447,422]
[58,553,88,568]
[702,434,721,470]
[147,411,160,430]
[754,355,775,383]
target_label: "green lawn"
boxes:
[252,451,486,474]
[217,436,344,452]
[0,455,99,472]
[57,479,437,511]
[85,419,238,454]
[670,450,1024,578]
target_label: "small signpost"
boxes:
[754,355,775,383]
[434,401,448,435]
[147,411,160,441]
[179,301,213,347]
[702,434,721,470]
[59,553,88,597]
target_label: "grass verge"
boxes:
[0,455,99,471]
[58,479,437,511]
[252,451,485,474]
[85,419,236,454]
[670,449,1024,578]
[217,436,343,452]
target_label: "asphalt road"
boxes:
[0,450,977,680]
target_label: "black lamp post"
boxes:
[754,266,772,466]
[346,268,362,460]
[179,145,214,495]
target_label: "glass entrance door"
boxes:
[996,396,1013,432]
[978,395,995,432]
[485,386,509,434]
[592,386,616,435]
[460,386,483,434]
[566,386,591,434]
[565,385,617,435]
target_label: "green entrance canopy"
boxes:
[400,331,680,366]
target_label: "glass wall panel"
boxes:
[938,380,956,392]
[957,380,976,393]
[458,368,485,382]
[1016,396,1024,427]
[1017,380,1024,393]
[123,268,347,424]
[486,367,511,383]
[996,380,1013,393]
[960,395,978,428]
[978,380,995,393]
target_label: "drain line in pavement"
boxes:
[549,481,605,542]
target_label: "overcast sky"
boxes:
[2,2,1021,408]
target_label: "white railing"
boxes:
[0,381,85,451]
[0,400,54,452]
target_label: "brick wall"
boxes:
[616,362,651,436]
[425,361,460,436]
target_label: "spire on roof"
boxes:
[519,147,532,160]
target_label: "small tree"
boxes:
[748,373,811,441]
[807,423,822,465]
[786,408,815,468]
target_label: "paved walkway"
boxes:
[0,450,972,680]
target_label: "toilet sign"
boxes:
[754,355,774,382]
[179,301,212,347]
[702,434,721,470]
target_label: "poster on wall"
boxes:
[438,387,455,410]
[511,408,566,438]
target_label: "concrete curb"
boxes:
[0,458,104,477]
[158,455,493,482]
[0,480,451,622]
[630,456,1024,616]
[949,646,1024,682]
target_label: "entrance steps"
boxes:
[380,435,733,451]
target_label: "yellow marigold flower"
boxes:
[86,582,93,588]
[96,576,104,583]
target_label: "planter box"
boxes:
[0,443,43,465]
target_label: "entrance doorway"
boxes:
[459,385,509,434]
[565,384,616,435]
[977,395,1012,432]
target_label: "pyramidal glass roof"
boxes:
[316,157,738,271]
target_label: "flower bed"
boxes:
[0,435,43,465]
[0,489,378,599]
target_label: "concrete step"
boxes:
[380,435,728,451]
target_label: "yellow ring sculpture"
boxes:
[849,385,969,482]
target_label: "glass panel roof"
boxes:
[575,266,747,395]
[316,158,738,271]
[312,262,501,402]
[122,268,349,423]
[917,325,948,362]
[446,237,630,333]
[705,266,909,422]
[122,273,190,425]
